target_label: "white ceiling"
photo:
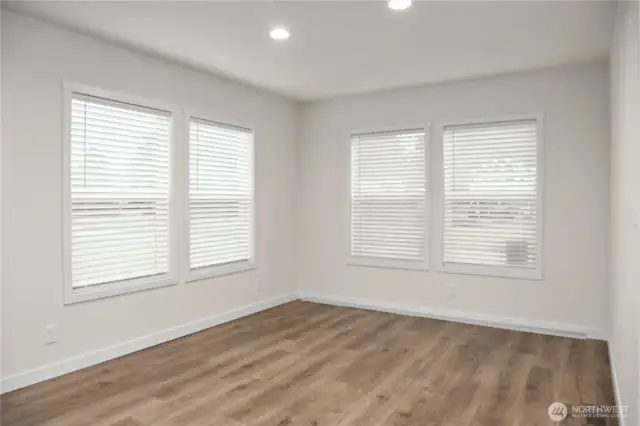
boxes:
[4,1,615,100]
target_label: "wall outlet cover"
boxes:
[45,324,58,345]
[446,283,457,298]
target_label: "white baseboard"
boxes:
[1,292,607,395]
[301,293,604,340]
[608,344,627,426]
[1,293,297,394]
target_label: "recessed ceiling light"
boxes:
[270,27,290,41]
[388,0,412,11]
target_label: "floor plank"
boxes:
[0,301,618,426]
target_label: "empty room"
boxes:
[0,0,638,425]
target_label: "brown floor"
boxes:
[1,301,616,426]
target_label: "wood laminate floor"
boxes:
[1,301,616,426]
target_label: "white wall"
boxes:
[1,11,297,381]
[297,62,610,337]
[610,1,640,424]
[0,5,4,394]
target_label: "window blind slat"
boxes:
[70,94,171,289]
[189,119,253,271]
[350,129,427,264]
[443,120,539,271]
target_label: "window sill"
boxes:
[187,260,256,283]
[347,256,429,272]
[64,275,176,305]
[439,263,542,280]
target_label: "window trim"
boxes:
[184,111,256,283]
[61,82,180,304]
[346,124,431,271]
[435,113,545,281]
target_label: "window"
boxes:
[188,117,254,279]
[65,90,173,303]
[442,118,542,279]
[349,128,428,270]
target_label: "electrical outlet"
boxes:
[45,324,58,345]
[254,278,261,291]
[446,283,457,298]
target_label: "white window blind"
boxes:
[350,129,427,267]
[443,119,539,273]
[189,118,253,272]
[70,93,171,289]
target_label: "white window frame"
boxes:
[184,111,256,283]
[346,125,431,271]
[435,113,545,280]
[62,82,181,304]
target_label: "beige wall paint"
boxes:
[1,11,298,377]
[297,62,610,336]
[610,1,640,424]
